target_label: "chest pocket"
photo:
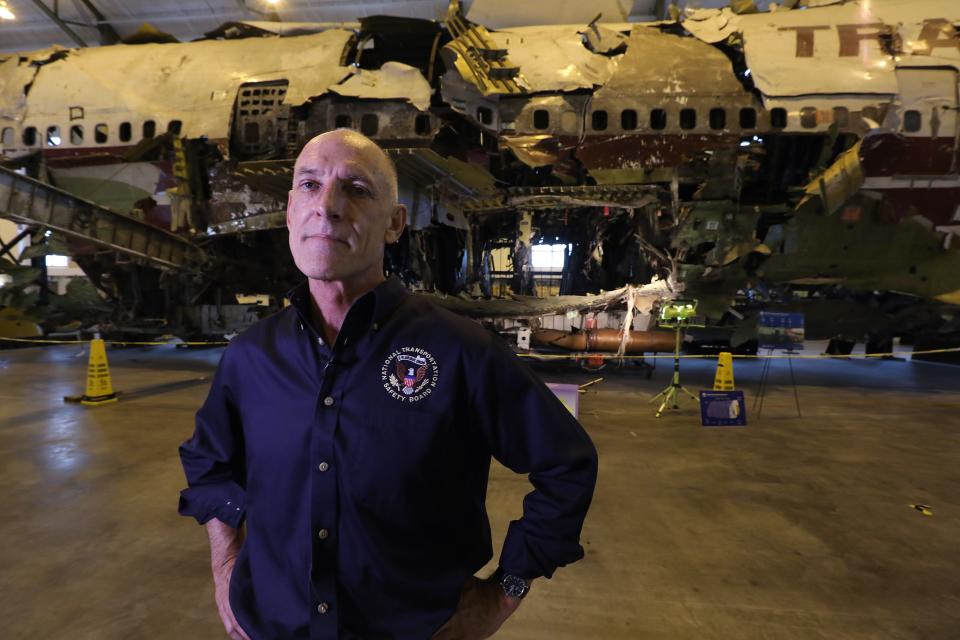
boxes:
[337,407,460,516]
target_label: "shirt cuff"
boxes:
[498,519,586,580]
[178,482,247,529]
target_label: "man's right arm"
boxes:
[207,518,250,640]
[178,346,250,638]
[179,346,248,529]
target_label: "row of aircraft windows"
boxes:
[0,120,183,147]
[1,108,925,148]
[327,113,433,138]
[496,105,899,132]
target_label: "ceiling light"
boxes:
[263,0,280,5]
[0,2,16,20]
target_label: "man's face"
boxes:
[287,132,405,285]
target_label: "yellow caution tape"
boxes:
[0,336,229,347]
[515,347,960,360]
[1,336,959,359]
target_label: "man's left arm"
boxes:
[437,335,598,638]
[473,337,599,583]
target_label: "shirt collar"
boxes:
[286,275,408,336]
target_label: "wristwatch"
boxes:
[496,568,531,599]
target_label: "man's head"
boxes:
[287,129,406,287]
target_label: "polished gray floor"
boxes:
[0,344,958,639]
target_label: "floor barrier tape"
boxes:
[2,336,959,359]
[0,336,229,347]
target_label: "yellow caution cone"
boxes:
[713,351,735,391]
[65,338,118,405]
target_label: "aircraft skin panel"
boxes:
[480,26,622,92]
[7,31,354,142]
[684,0,960,99]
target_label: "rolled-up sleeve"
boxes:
[470,337,599,580]
[178,346,248,529]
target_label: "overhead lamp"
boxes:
[263,0,280,5]
[0,2,16,20]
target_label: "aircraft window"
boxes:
[591,110,608,131]
[46,126,62,147]
[119,122,132,142]
[244,122,260,143]
[770,108,787,129]
[621,109,638,131]
[476,107,493,126]
[143,120,156,138]
[95,123,108,144]
[560,111,578,133]
[360,114,379,136]
[415,114,431,136]
[739,107,757,129]
[904,110,922,133]
[533,109,550,130]
[680,109,696,130]
[709,108,726,130]
[23,127,37,146]
[167,120,182,135]
[833,107,849,128]
[70,125,83,145]
[800,107,817,129]
[335,114,352,128]
[1,127,13,146]
[650,109,667,130]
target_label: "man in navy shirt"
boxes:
[179,129,598,640]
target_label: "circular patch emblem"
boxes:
[381,347,439,403]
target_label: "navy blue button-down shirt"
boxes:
[179,276,598,639]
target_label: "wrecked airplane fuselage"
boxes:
[0,0,958,351]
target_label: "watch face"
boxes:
[501,574,529,599]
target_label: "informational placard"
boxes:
[545,382,580,419]
[758,312,805,351]
[699,390,747,427]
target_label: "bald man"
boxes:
[179,130,598,640]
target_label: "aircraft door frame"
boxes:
[894,66,959,172]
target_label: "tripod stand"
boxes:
[650,321,697,418]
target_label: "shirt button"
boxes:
[318,528,329,540]
[317,602,329,615]
[318,461,329,472]
[323,396,334,407]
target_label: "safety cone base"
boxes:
[80,393,119,406]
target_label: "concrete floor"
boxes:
[0,344,958,640]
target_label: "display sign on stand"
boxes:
[758,312,805,351]
[754,311,804,418]
[699,390,747,427]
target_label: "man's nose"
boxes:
[313,183,344,219]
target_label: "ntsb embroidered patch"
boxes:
[381,347,438,402]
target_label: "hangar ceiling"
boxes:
[0,0,737,53]
[0,0,763,53]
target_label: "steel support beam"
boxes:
[0,166,206,271]
[28,0,88,47]
[76,0,121,45]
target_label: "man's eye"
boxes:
[346,183,371,197]
[300,180,318,191]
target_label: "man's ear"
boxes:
[286,190,294,228]
[385,203,407,244]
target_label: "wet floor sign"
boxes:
[64,338,118,406]
[713,351,735,391]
